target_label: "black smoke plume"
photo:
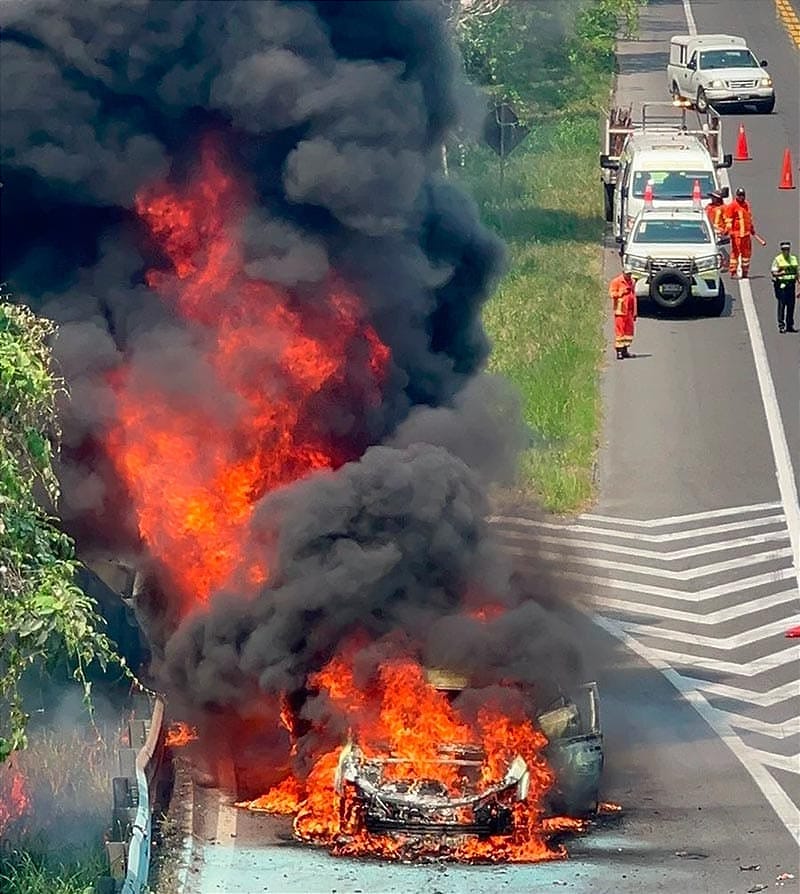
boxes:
[1,0,584,759]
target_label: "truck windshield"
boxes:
[632,220,711,244]
[700,49,759,69]
[632,171,715,198]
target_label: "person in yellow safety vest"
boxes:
[770,240,798,333]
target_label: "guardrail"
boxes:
[99,695,165,894]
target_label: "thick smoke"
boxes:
[1,0,584,752]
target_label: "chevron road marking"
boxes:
[625,616,800,650]
[625,643,800,677]
[490,513,786,543]
[595,612,800,843]
[720,710,800,740]
[502,546,794,581]
[595,590,799,623]
[543,567,796,603]
[496,528,791,561]
[679,677,800,709]
[745,748,800,775]
[580,501,782,528]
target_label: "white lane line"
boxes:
[495,528,791,561]
[503,546,794,580]
[625,642,800,677]
[678,676,800,708]
[681,0,698,36]
[625,616,800,650]
[596,589,799,624]
[722,710,800,741]
[549,567,795,602]
[581,502,781,528]
[489,514,787,543]
[594,612,800,842]
[737,275,800,596]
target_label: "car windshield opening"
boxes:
[632,220,711,244]
[699,49,759,70]
[632,171,715,199]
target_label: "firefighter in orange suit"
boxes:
[724,187,755,278]
[705,190,728,238]
[609,263,637,360]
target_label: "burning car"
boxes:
[332,672,604,841]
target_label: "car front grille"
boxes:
[726,79,758,89]
[649,259,695,275]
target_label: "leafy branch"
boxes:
[0,296,139,761]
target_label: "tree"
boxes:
[454,0,645,122]
[0,295,130,761]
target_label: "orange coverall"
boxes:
[705,201,727,238]
[724,198,755,277]
[609,273,637,352]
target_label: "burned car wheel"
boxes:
[650,268,692,310]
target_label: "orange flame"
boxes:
[165,721,199,748]
[239,654,575,862]
[106,139,390,609]
[0,764,31,836]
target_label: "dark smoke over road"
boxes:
[0,0,584,738]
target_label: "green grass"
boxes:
[453,108,610,512]
[0,725,115,894]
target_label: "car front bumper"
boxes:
[633,271,721,299]
[705,87,774,105]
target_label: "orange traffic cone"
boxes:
[734,122,751,161]
[778,148,796,189]
[644,180,654,206]
[692,178,702,207]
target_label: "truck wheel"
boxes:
[671,81,682,103]
[603,182,614,222]
[757,97,775,114]
[707,280,726,316]
[650,268,692,310]
[696,88,709,113]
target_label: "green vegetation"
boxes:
[0,726,112,894]
[452,0,644,511]
[0,299,131,761]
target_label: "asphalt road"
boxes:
[166,1,800,891]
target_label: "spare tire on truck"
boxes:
[650,267,692,311]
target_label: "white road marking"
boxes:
[490,513,787,543]
[502,546,793,580]
[548,567,795,602]
[495,528,791,561]
[596,589,798,624]
[743,747,800,775]
[594,613,800,842]
[681,0,698,36]
[625,616,800,650]
[629,642,800,677]
[678,676,800,708]
[721,710,800,740]
[736,275,800,595]
[581,501,781,527]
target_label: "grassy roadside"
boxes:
[454,106,610,513]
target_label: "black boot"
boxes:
[616,348,624,360]
[621,347,631,358]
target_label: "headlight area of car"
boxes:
[694,254,721,272]
[709,79,725,88]
[624,254,649,273]
[761,77,773,87]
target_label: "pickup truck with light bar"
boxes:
[600,102,732,241]
[667,34,775,114]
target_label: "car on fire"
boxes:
[333,676,603,838]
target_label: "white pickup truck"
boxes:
[667,34,775,114]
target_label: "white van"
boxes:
[600,103,731,241]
